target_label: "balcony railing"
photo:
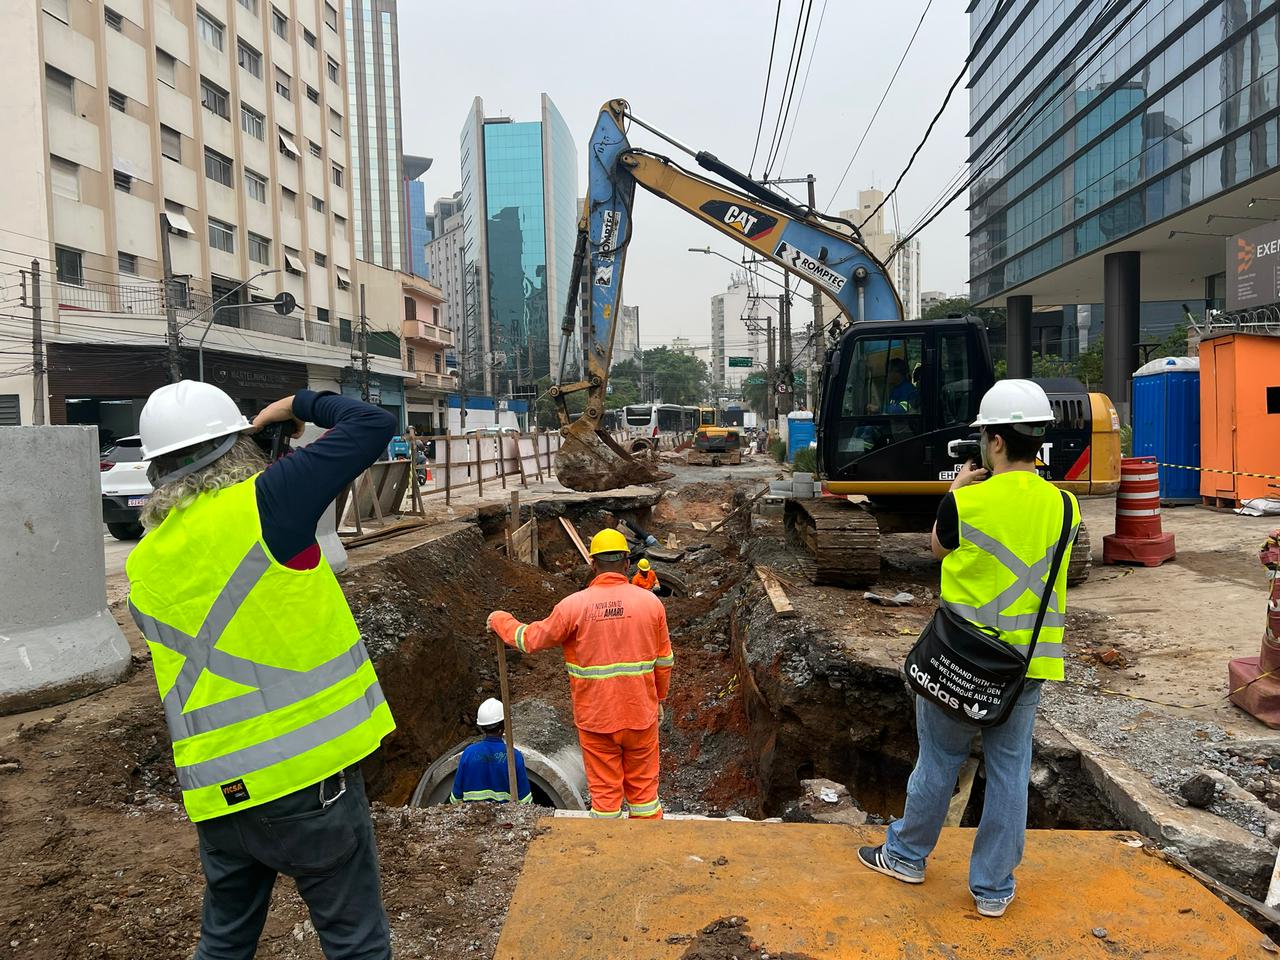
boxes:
[402,318,455,346]
[412,370,455,391]
[304,319,341,346]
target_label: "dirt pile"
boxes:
[673,916,816,960]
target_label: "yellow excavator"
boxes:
[551,100,1121,584]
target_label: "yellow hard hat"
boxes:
[589,528,629,556]
[637,558,651,571]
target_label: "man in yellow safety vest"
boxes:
[859,379,1078,920]
[127,381,398,958]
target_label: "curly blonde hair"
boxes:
[141,434,267,530]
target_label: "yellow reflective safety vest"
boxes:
[940,471,1079,681]
[126,474,395,822]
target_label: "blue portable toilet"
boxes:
[1131,356,1200,503]
[786,411,815,463]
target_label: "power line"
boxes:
[777,0,830,178]
[763,0,814,180]
[827,0,935,208]
[749,0,785,177]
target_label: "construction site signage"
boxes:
[728,356,753,368]
[1227,221,1280,310]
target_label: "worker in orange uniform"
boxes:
[631,557,659,592]
[487,529,673,819]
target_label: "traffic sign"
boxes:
[728,356,753,368]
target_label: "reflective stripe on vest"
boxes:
[127,475,394,821]
[940,474,1077,682]
[450,789,532,804]
[566,658,662,680]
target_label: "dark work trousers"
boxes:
[193,766,390,960]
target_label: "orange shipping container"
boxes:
[1198,332,1280,506]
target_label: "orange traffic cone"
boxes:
[1102,456,1175,567]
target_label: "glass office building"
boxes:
[404,155,432,279]
[968,0,1280,405]
[457,95,578,396]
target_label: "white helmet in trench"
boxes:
[476,697,504,727]
[139,380,254,484]
[970,379,1055,434]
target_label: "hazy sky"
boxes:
[398,0,971,348]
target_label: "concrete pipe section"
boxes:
[410,699,588,810]
[1,426,131,714]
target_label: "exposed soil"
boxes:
[674,916,816,960]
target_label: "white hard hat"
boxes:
[476,697,504,727]
[139,380,253,460]
[971,379,1054,429]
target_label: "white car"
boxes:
[461,425,520,438]
[100,435,152,540]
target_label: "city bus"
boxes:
[622,403,698,447]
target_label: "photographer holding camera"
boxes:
[126,381,397,960]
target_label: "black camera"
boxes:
[253,421,294,462]
[946,437,981,465]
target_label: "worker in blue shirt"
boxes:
[450,698,533,804]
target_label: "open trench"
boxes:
[344,483,1120,839]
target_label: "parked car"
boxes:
[100,435,151,540]
[461,425,520,438]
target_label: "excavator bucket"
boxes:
[554,420,672,492]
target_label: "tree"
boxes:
[615,347,709,405]
[741,371,768,415]
[921,297,972,321]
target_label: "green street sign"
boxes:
[728,356,753,368]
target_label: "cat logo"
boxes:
[698,200,779,241]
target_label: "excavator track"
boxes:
[784,498,881,586]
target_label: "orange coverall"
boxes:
[489,572,673,819]
[631,568,658,591]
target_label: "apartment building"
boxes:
[0,0,407,431]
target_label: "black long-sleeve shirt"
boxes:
[255,390,396,568]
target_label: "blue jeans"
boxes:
[884,680,1043,902]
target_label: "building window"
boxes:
[240,104,264,140]
[274,66,290,100]
[43,0,70,24]
[204,148,233,187]
[331,162,343,187]
[306,84,320,104]
[104,7,123,31]
[317,306,330,324]
[156,49,176,87]
[406,346,415,371]
[303,28,316,48]
[284,246,304,274]
[248,232,270,264]
[339,317,352,341]
[432,305,441,325]
[434,352,442,373]
[50,156,78,200]
[326,56,339,83]
[336,268,350,290]
[55,246,82,285]
[314,251,327,267]
[310,195,324,212]
[209,219,235,253]
[113,169,132,193]
[164,201,193,236]
[244,168,267,202]
[237,0,257,13]
[200,78,230,119]
[334,215,347,242]
[108,88,127,112]
[278,129,300,159]
[282,185,297,207]
[404,296,416,321]
[328,108,342,135]
[308,140,322,158]
[196,9,224,51]
[237,40,261,78]
[271,6,287,38]
[45,66,74,113]
[118,252,137,274]
[159,125,181,162]
[324,2,337,31]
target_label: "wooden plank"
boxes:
[706,484,770,534]
[646,545,685,563]
[511,519,536,563]
[559,516,591,563]
[755,565,797,618]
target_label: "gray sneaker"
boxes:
[857,844,925,884]
[973,894,1013,917]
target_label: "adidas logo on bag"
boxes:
[964,703,989,720]
[908,663,960,710]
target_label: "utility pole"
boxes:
[778,271,793,417]
[358,282,370,401]
[765,315,776,428]
[160,214,182,383]
[457,247,468,428]
[28,260,45,425]
[806,174,825,415]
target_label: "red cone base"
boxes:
[1229,655,1280,728]
[1102,530,1175,566]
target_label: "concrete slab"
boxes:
[496,820,1265,959]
